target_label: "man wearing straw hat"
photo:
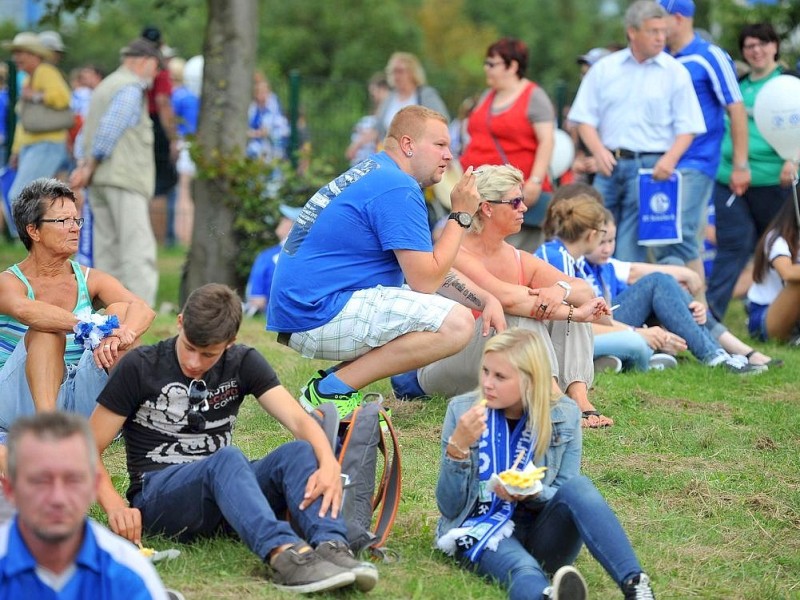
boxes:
[3,32,71,204]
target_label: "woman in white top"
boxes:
[747,196,800,344]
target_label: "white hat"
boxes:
[577,48,611,67]
[2,32,54,61]
[38,30,66,52]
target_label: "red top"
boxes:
[461,81,551,191]
[147,69,173,116]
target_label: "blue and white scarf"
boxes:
[438,409,535,563]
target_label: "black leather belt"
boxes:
[609,148,664,160]
[277,332,292,346]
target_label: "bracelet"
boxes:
[566,304,574,336]
[529,175,543,185]
[733,161,750,171]
[447,436,470,457]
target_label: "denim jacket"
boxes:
[435,391,582,540]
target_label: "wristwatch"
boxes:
[556,280,571,301]
[448,212,473,229]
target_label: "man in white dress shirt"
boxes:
[568,0,706,262]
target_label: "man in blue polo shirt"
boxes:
[656,0,750,281]
[0,412,173,600]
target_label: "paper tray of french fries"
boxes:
[488,463,547,497]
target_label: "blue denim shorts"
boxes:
[0,339,107,433]
[747,302,769,341]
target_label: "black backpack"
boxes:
[312,396,401,559]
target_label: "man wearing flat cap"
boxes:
[70,38,162,307]
[3,32,71,205]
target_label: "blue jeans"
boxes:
[0,339,107,432]
[593,154,661,263]
[132,441,348,561]
[8,141,68,202]
[652,168,712,264]
[472,476,641,600]
[593,329,652,371]
[707,182,789,319]
[613,272,720,363]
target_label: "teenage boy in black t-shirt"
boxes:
[88,283,378,594]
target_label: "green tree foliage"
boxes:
[706,0,800,66]
[417,0,499,111]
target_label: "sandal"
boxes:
[581,410,613,428]
[745,350,783,369]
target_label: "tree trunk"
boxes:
[180,0,258,307]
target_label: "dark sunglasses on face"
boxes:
[485,196,525,210]
[187,379,209,433]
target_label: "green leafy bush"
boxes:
[192,143,337,286]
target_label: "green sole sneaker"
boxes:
[301,375,363,419]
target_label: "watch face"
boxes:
[457,213,472,227]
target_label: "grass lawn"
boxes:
[2,241,798,599]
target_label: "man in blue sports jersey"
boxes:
[0,412,173,600]
[656,0,750,280]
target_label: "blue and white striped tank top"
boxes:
[0,260,93,369]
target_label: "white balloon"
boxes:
[550,128,576,180]
[183,55,204,98]
[753,75,800,162]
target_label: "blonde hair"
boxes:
[482,329,557,461]
[384,105,448,150]
[472,164,525,233]
[543,194,606,243]
[386,52,427,87]
[168,56,186,84]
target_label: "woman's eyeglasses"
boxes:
[485,196,525,210]
[40,217,85,229]
[187,379,209,433]
[742,40,770,52]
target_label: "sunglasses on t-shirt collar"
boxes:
[187,379,210,433]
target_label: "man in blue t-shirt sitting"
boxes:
[244,203,301,316]
[268,105,505,416]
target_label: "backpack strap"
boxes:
[368,406,402,554]
[310,402,340,451]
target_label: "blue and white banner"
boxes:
[76,190,93,266]
[0,167,17,238]
[638,169,682,246]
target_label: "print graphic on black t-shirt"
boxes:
[97,337,281,502]
[134,379,237,467]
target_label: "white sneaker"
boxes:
[547,565,588,600]
[648,353,677,371]
[594,355,623,374]
[706,350,765,375]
